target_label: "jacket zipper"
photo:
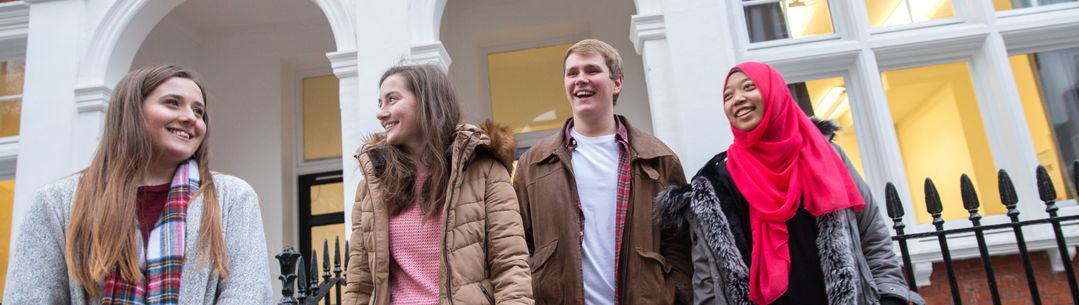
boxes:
[479,283,495,304]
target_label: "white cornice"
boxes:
[408,41,451,71]
[327,49,357,79]
[630,13,666,54]
[0,1,28,43]
[74,85,112,114]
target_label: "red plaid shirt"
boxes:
[563,116,632,305]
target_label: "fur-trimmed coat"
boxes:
[654,121,924,305]
[343,123,534,305]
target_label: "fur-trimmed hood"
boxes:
[355,121,516,177]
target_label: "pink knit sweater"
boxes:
[388,173,442,305]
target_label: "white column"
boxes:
[10,0,86,253]
[642,0,739,175]
[342,0,413,237]
[329,49,358,238]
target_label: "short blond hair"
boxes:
[564,39,624,103]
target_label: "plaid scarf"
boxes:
[103,159,199,305]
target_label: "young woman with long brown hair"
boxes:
[343,64,533,305]
[4,65,272,304]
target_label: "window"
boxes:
[994,0,1077,11]
[742,0,835,43]
[865,0,955,28]
[302,75,341,161]
[789,76,865,176]
[0,179,13,299]
[488,43,573,134]
[881,61,1004,223]
[298,171,344,298]
[1008,49,1079,201]
[0,59,23,138]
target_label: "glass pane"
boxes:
[0,60,24,97]
[745,3,790,42]
[309,223,345,305]
[303,75,342,161]
[488,44,573,134]
[882,61,1003,223]
[0,99,19,137]
[0,180,15,300]
[744,0,834,43]
[785,0,835,39]
[791,77,866,177]
[310,181,344,215]
[1009,50,1079,201]
[866,0,954,27]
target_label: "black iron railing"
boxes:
[887,161,1079,305]
[276,237,348,305]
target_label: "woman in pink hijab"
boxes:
[656,62,923,305]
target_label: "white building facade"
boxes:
[2,0,1079,297]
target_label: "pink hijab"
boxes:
[724,62,866,305]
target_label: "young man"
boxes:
[513,39,692,305]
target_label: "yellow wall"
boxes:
[303,75,342,161]
[0,179,15,301]
[804,77,866,176]
[787,0,835,39]
[884,62,1004,223]
[488,43,574,133]
[1010,55,1074,200]
[994,0,1015,11]
[866,0,955,27]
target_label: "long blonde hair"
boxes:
[65,65,229,295]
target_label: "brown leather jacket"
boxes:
[344,123,534,305]
[512,116,692,304]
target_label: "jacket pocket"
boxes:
[634,247,674,304]
[530,239,562,304]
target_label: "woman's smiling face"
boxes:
[723,71,764,131]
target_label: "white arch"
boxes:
[77,0,357,91]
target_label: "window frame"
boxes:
[732,0,844,50]
[293,68,343,175]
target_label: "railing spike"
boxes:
[309,250,320,297]
[925,178,943,216]
[334,237,341,268]
[960,174,980,212]
[885,182,904,219]
[344,240,350,271]
[1036,165,1057,202]
[323,240,331,279]
[998,169,1019,210]
[296,255,308,300]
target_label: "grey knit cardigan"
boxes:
[2,174,273,304]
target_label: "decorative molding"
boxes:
[408,41,451,71]
[999,9,1079,54]
[78,0,184,86]
[74,85,112,114]
[630,14,665,54]
[871,24,989,70]
[327,49,357,79]
[410,0,446,45]
[312,0,357,50]
[0,1,28,43]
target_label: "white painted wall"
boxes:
[439,0,654,132]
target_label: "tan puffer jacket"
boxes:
[343,123,533,305]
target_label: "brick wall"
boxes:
[914,252,1079,305]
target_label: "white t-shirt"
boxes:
[570,128,619,305]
